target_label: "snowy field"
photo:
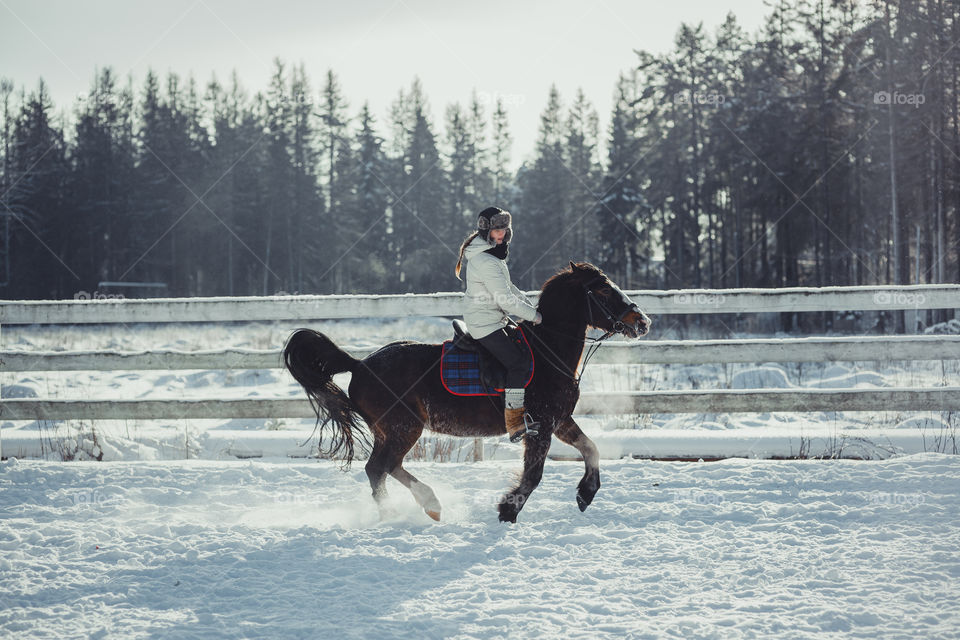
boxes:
[1,454,959,639]
[2,318,960,638]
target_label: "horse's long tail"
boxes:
[283,328,370,467]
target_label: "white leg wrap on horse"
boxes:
[574,434,600,468]
[410,479,442,512]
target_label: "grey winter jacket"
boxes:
[461,235,539,339]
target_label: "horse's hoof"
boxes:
[577,473,600,512]
[576,491,589,512]
[498,503,519,523]
[426,510,441,522]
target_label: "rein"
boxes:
[522,277,629,386]
[525,323,614,386]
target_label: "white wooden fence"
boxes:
[1,285,959,423]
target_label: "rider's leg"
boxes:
[477,329,538,442]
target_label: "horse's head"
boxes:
[566,261,651,338]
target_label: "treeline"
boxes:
[0,0,957,311]
[608,0,960,297]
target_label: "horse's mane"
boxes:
[540,261,606,294]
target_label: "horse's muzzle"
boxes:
[621,308,651,338]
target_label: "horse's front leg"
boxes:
[554,416,601,512]
[498,430,552,523]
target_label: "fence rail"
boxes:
[1,285,958,426]
[3,387,959,421]
[1,284,957,324]
[3,335,960,372]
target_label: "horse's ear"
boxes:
[569,261,578,271]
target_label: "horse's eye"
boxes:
[599,287,612,296]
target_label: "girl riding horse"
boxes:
[454,206,542,443]
[284,246,651,522]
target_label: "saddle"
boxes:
[440,320,534,396]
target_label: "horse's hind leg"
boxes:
[390,465,443,522]
[369,419,443,521]
[555,416,601,512]
[387,421,443,521]
[365,432,392,516]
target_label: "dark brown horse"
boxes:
[283,262,651,522]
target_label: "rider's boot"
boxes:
[503,388,539,443]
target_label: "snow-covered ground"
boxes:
[1,453,958,639]
[2,318,959,638]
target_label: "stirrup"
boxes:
[509,413,540,443]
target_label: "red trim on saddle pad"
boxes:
[440,326,535,397]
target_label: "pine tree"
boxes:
[0,77,14,287]
[129,70,208,295]
[6,80,70,298]
[708,12,747,288]
[516,85,568,289]
[392,78,451,292]
[177,75,212,296]
[564,87,603,263]
[350,102,391,292]
[491,97,513,203]
[598,72,649,287]
[467,90,494,208]
[70,68,136,289]
[317,69,349,292]
[203,71,268,295]
[445,102,473,230]
[260,59,294,294]
[130,69,173,287]
[286,63,321,294]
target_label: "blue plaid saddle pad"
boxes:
[440,327,534,396]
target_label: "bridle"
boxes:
[524,276,642,386]
[584,275,641,338]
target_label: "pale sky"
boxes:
[1,0,771,168]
